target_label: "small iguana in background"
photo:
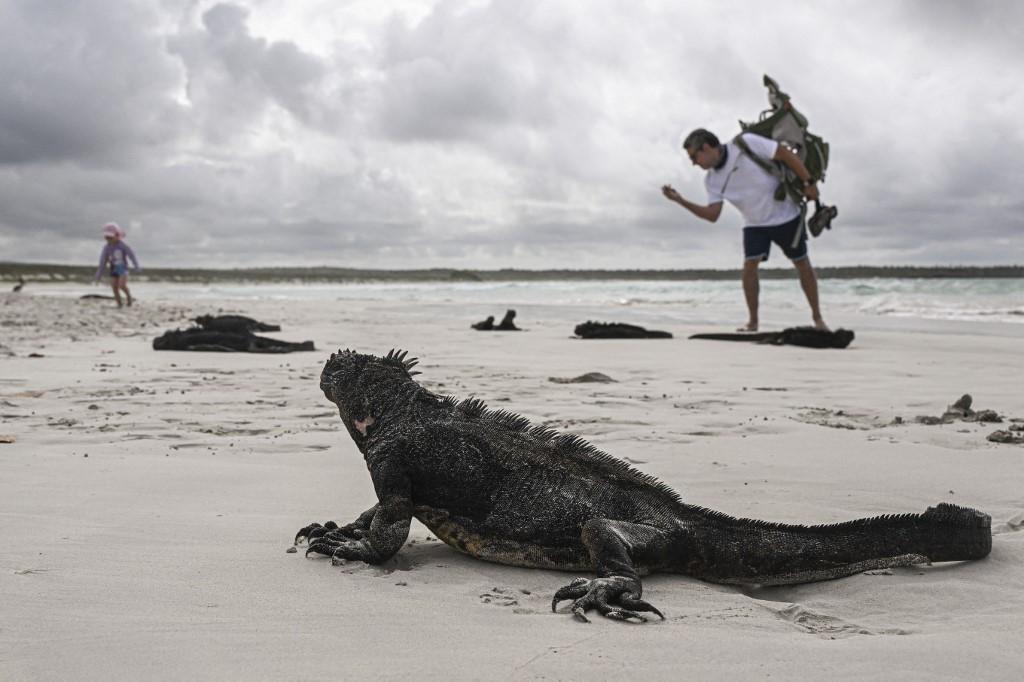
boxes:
[295,349,992,622]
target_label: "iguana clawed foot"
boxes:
[551,576,664,623]
[294,521,368,546]
[295,521,372,563]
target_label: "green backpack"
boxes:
[735,75,837,237]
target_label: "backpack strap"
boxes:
[734,133,808,246]
[733,133,804,204]
[732,133,779,177]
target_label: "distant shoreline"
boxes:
[2,262,1023,284]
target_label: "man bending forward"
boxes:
[662,129,827,332]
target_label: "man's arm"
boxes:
[661,185,723,222]
[772,145,820,201]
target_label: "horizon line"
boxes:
[3,261,1023,282]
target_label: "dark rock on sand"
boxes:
[986,430,1024,444]
[689,327,854,349]
[152,329,314,353]
[575,321,672,339]
[915,394,1003,425]
[548,372,617,384]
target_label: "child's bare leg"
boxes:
[110,278,123,307]
[121,278,133,306]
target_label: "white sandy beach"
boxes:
[2,289,1023,681]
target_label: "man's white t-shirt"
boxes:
[704,133,800,228]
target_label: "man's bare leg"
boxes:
[793,257,827,330]
[739,259,760,331]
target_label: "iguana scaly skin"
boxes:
[295,350,992,622]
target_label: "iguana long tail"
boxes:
[685,502,991,586]
[688,332,778,343]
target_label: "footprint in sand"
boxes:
[674,399,732,410]
[196,425,274,436]
[767,603,911,638]
[993,512,1024,535]
[791,407,882,431]
[479,586,537,613]
[683,605,756,622]
[479,587,519,607]
[331,553,416,576]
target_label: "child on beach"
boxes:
[94,223,140,307]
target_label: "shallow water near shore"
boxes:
[29,276,1024,336]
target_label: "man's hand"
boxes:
[661,186,722,223]
[776,145,821,202]
[662,185,683,203]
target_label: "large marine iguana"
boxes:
[295,349,991,622]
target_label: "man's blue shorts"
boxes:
[743,215,807,262]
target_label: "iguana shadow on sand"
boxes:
[295,349,991,622]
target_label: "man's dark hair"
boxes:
[683,128,720,151]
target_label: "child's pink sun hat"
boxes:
[102,222,122,238]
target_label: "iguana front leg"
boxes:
[551,519,669,623]
[294,504,378,545]
[304,495,412,564]
[303,462,414,565]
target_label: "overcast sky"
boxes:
[1,0,1022,269]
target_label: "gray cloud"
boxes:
[0,0,1022,269]
[0,0,184,165]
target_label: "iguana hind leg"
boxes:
[551,519,670,622]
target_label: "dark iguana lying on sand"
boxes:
[194,314,281,334]
[472,309,521,331]
[575,321,673,339]
[690,326,854,349]
[471,315,495,330]
[295,350,991,622]
[152,329,314,353]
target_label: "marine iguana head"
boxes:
[319,349,422,439]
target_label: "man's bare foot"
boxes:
[737,322,758,332]
[813,317,829,331]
